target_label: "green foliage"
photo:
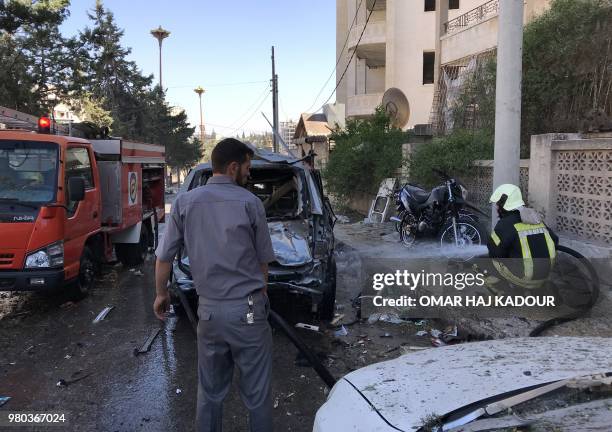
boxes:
[451,58,497,135]
[409,129,493,187]
[323,107,410,202]
[0,0,73,114]
[522,0,612,144]
[445,0,611,157]
[0,0,201,172]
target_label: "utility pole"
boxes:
[194,86,205,145]
[271,46,279,153]
[492,0,524,222]
[150,25,170,89]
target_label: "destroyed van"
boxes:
[170,149,337,319]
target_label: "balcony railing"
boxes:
[444,0,499,35]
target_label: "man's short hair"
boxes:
[211,138,254,173]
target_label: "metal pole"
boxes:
[194,86,205,145]
[158,39,163,89]
[150,26,170,90]
[271,46,279,153]
[434,0,449,87]
[492,0,524,223]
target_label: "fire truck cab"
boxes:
[0,107,165,298]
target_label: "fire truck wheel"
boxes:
[70,247,95,300]
[115,226,151,267]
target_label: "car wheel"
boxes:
[69,246,96,300]
[319,257,337,320]
[115,225,151,267]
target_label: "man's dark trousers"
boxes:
[196,291,273,432]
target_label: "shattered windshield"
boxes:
[247,168,305,220]
[0,140,59,204]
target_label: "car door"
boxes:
[63,145,100,281]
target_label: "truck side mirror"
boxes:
[68,177,85,202]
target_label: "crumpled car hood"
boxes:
[315,337,612,431]
[268,220,312,267]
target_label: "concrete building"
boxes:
[336,0,482,129]
[279,120,297,154]
[431,0,552,133]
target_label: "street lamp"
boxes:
[150,25,170,89]
[194,86,205,145]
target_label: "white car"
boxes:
[314,337,612,431]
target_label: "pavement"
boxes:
[1,206,610,431]
[0,207,427,432]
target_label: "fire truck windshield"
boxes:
[0,140,59,205]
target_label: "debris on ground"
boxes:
[335,215,350,224]
[133,270,144,277]
[295,351,327,367]
[0,396,10,407]
[133,327,161,356]
[175,388,182,394]
[400,345,430,355]
[416,325,461,347]
[431,338,447,347]
[294,323,319,332]
[330,314,345,326]
[368,312,404,324]
[56,372,92,387]
[59,301,76,309]
[334,325,348,337]
[380,332,392,338]
[93,306,114,323]
[274,398,279,409]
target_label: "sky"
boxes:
[60,0,337,137]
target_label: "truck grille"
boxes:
[0,253,14,266]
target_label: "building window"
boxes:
[423,52,435,84]
[424,0,435,12]
[449,0,460,9]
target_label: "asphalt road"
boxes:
[0,224,426,431]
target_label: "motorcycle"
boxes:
[390,169,488,250]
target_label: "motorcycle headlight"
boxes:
[25,241,64,268]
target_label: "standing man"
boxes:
[153,138,276,432]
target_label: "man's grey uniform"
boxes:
[156,174,276,432]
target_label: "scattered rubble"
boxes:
[330,314,344,326]
[92,306,114,323]
[56,372,92,387]
[295,323,319,332]
[133,327,162,356]
[334,326,348,337]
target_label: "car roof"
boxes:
[192,159,305,172]
[329,337,612,431]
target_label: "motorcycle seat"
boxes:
[405,184,431,203]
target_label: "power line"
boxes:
[231,92,271,133]
[226,83,271,130]
[317,0,377,112]
[304,0,365,113]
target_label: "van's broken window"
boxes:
[247,168,303,220]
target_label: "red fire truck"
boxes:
[0,106,165,298]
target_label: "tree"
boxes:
[323,107,410,203]
[76,0,154,138]
[0,0,73,114]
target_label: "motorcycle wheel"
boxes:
[399,216,417,248]
[394,210,406,233]
[438,217,485,253]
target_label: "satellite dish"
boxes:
[382,87,410,128]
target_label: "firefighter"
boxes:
[482,184,559,293]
